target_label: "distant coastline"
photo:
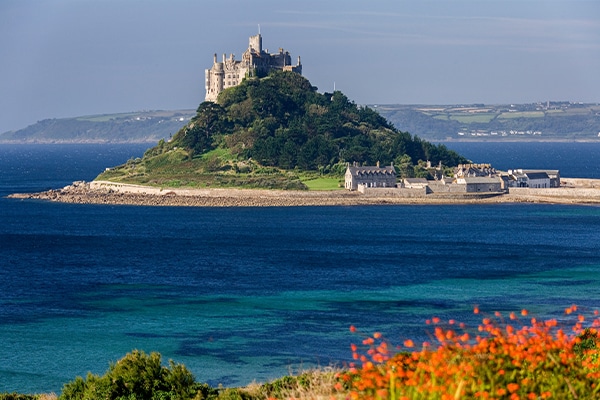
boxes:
[8,178,600,207]
[2,138,600,145]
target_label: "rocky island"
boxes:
[8,35,600,206]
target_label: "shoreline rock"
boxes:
[7,179,600,207]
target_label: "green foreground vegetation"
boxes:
[0,350,344,400]
[97,71,467,189]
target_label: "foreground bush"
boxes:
[0,395,56,400]
[343,306,600,399]
[59,350,214,400]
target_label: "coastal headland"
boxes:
[8,178,600,207]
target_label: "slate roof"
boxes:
[404,178,429,184]
[348,166,396,176]
[524,172,550,180]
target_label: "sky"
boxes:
[1,0,599,133]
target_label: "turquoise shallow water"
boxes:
[1,144,600,393]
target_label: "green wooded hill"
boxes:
[98,71,467,190]
[0,110,196,143]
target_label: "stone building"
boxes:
[456,177,503,193]
[205,33,302,102]
[345,163,397,190]
[403,178,429,189]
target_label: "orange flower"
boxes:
[521,309,528,316]
[507,383,520,393]
[346,307,600,400]
[350,325,357,333]
[474,306,480,314]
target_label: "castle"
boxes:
[204,33,302,102]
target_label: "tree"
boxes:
[396,154,414,178]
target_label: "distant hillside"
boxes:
[97,71,467,190]
[375,102,600,141]
[4,102,599,144]
[0,110,195,143]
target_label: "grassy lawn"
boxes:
[301,177,344,191]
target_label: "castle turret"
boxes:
[205,54,225,102]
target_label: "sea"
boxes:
[1,142,600,394]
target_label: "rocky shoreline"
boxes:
[7,179,600,207]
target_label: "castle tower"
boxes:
[248,34,262,53]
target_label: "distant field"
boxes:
[497,111,545,119]
[76,113,141,122]
[75,110,195,123]
[449,113,497,123]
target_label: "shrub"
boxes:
[343,306,600,399]
[0,395,44,400]
[59,350,204,400]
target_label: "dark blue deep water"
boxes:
[1,143,600,393]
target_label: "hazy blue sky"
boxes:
[1,0,599,133]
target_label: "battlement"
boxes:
[204,33,302,102]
